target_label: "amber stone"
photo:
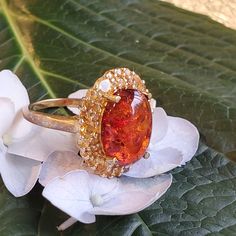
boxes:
[101,89,152,166]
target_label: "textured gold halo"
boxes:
[77,68,151,177]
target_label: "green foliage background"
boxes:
[0,0,235,235]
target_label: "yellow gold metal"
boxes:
[30,98,82,111]
[23,68,151,177]
[102,94,121,103]
[23,98,82,133]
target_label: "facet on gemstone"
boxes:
[101,89,152,166]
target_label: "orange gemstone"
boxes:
[101,89,152,166]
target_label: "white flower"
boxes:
[0,70,76,197]
[0,71,199,230]
[40,89,199,230]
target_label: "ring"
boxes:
[23,68,153,177]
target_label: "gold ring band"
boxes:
[23,98,82,133]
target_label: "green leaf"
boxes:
[0,182,43,236]
[38,202,95,236]
[0,0,236,235]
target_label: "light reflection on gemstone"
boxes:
[101,89,152,166]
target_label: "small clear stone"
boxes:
[125,69,131,76]
[115,68,122,75]
[106,72,112,79]
[99,79,111,92]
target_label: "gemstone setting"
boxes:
[76,68,152,177]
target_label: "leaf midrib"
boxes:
[1,0,56,98]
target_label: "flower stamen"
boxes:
[2,133,12,147]
[90,194,104,207]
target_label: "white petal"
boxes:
[0,70,29,112]
[7,127,77,162]
[91,174,172,215]
[68,89,88,99]
[88,173,119,198]
[149,98,156,110]
[124,147,182,178]
[43,170,96,224]
[0,98,15,137]
[43,171,171,223]
[155,116,199,164]
[0,139,6,153]
[0,152,41,197]
[150,107,168,144]
[5,112,33,140]
[39,151,84,186]
[68,89,88,115]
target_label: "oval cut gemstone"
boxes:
[101,89,152,166]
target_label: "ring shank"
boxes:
[23,98,82,133]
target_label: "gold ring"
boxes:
[23,68,153,177]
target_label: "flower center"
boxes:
[101,89,152,166]
[90,194,104,207]
[2,133,12,147]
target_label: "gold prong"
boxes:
[123,166,130,172]
[115,96,121,103]
[143,152,150,159]
[103,94,121,103]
